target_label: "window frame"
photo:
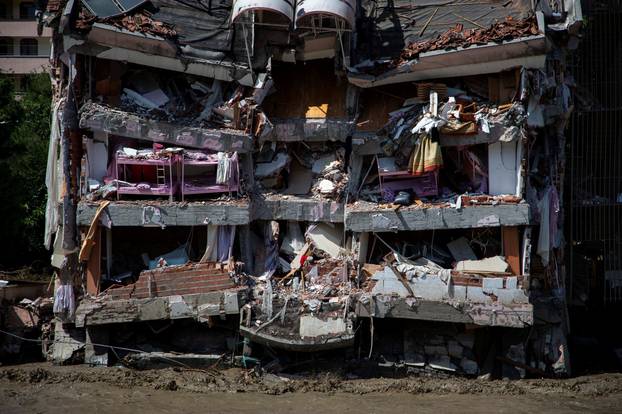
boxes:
[19,1,36,19]
[0,37,13,56]
[19,38,38,56]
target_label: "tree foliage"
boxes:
[0,74,52,271]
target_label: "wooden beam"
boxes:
[502,226,521,275]
[86,227,101,295]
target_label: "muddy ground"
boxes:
[1,363,621,413]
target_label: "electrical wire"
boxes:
[0,328,221,373]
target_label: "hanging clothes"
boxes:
[409,133,443,176]
[262,221,280,279]
[53,284,75,317]
[200,224,220,263]
[216,152,231,185]
[217,225,237,263]
[44,100,63,250]
[537,186,560,267]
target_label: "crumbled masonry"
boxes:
[23,0,582,378]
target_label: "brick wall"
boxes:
[105,262,235,300]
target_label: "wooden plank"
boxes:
[502,226,521,276]
[85,227,101,295]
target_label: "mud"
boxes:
[1,363,622,413]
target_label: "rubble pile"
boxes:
[255,144,348,200]
[116,71,256,129]
[309,148,348,200]
[242,220,356,348]
[0,280,54,361]
[384,330,480,376]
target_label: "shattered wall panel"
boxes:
[152,0,236,51]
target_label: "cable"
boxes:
[0,328,221,374]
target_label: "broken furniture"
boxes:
[377,156,438,202]
[181,152,239,201]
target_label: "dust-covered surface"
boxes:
[1,363,622,413]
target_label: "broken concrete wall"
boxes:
[104,262,236,300]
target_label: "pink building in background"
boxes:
[0,0,51,88]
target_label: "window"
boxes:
[0,38,12,55]
[0,1,10,19]
[19,38,38,56]
[19,2,35,19]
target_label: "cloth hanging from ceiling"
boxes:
[408,133,443,176]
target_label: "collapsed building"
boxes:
[38,0,583,377]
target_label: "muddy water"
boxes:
[1,363,621,413]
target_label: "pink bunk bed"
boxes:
[114,152,177,201]
[180,152,239,201]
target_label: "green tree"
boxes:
[0,74,51,271]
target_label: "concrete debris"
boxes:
[255,153,291,179]
[455,256,509,273]
[258,144,347,199]
[306,224,343,259]
[447,237,477,262]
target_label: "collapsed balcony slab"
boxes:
[75,289,246,327]
[251,195,344,223]
[239,325,355,352]
[261,119,355,142]
[355,298,532,328]
[353,124,509,156]
[349,32,546,88]
[346,202,530,232]
[80,102,253,153]
[76,262,245,326]
[77,200,250,227]
[64,31,255,85]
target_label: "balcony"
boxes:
[0,20,52,37]
[0,56,49,74]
